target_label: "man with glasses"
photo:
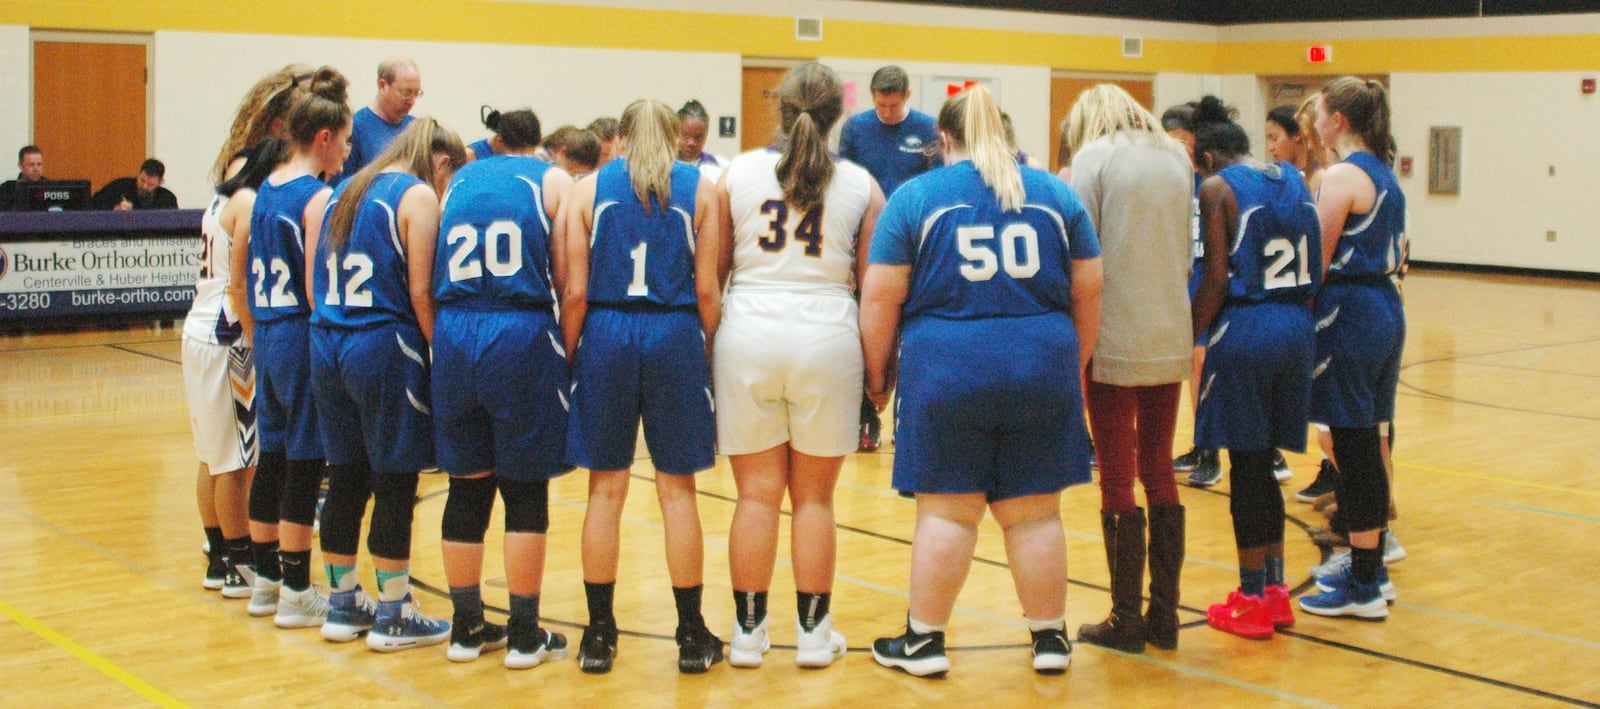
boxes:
[337,56,421,184]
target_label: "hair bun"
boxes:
[308,66,348,104]
[1193,95,1236,125]
[481,106,501,131]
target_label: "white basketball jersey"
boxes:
[724,149,872,297]
[183,193,244,346]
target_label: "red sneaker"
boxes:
[1263,584,1296,629]
[1207,590,1274,640]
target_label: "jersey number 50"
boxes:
[446,220,525,282]
[957,224,1040,282]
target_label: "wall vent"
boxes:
[1122,36,1143,57]
[796,17,823,41]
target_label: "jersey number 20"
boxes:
[958,224,1040,282]
[447,220,524,282]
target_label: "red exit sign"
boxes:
[1307,44,1333,63]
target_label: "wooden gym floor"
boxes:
[1,268,1597,708]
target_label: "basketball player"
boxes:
[1182,96,1322,639]
[862,85,1101,677]
[677,100,728,182]
[562,99,724,674]
[186,139,280,597]
[1299,77,1407,621]
[243,67,349,628]
[309,119,465,651]
[464,105,505,162]
[716,63,884,670]
[432,108,574,669]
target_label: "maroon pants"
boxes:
[1085,377,1181,514]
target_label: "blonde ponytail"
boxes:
[940,87,1023,212]
[619,99,679,213]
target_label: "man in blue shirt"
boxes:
[839,66,941,198]
[337,56,421,184]
[838,65,941,452]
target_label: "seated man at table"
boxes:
[0,145,47,211]
[92,158,178,210]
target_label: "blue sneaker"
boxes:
[872,626,949,678]
[367,593,451,652]
[1315,564,1397,604]
[1299,568,1389,620]
[322,585,378,642]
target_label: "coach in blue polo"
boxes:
[336,56,421,184]
[838,65,941,198]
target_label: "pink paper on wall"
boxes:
[843,81,857,110]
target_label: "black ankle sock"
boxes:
[584,581,615,627]
[797,592,831,632]
[510,593,540,628]
[733,590,767,631]
[279,550,311,591]
[253,540,282,581]
[450,585,485,624]
[673,585,705,628]
[204,526,225,558]
[1351,544,1382,585]
[223,536,251,566]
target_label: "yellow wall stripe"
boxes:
[3,0,1598,74]
[0,596,189,708]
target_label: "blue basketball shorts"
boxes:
[310,322,435,473]
[1311,281,1405,428]
[1194,301,1315,452]
[254,317,323,460]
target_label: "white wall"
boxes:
[152,31,743,205]
[1392,71,1600,272]
[0,26,31,168]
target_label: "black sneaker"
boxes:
[675,624,726,675]
[872,626,949,678]
[506,620,567,670]
[1173,446,1204,472]
[676,623,724,674]
[1030,628,1072,675]
[578,622,618,674]
[1295,459,1339,502]
[447,617,508,662]
[220,555,252,599]
[203,550,227,590]
[1186,449,1223,487]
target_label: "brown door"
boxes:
[740,66,790,152]
[1048,76,1154,174]
[32,40,147,193]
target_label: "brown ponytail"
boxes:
[775,63,843,213]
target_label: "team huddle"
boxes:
[182,58,1406,679]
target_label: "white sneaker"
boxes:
[247,576,281,617]
[794,615,847,668]
[728,618,770,668]
[1309,550,1351,578]
[1383,532,1407,564]
[275,586,330,628]
[1272,451,1294,483]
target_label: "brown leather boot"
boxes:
[1145,505,1186,650]
[1077,508,1146,653]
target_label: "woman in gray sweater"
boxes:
[1063,84,1195,653]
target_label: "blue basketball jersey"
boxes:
[1216,162,1323,304]
[1328,152,1406,279]
[310,172,424,330]
[869,161,1100,322]
[468,138,496,160]
[434,156,558,310]
[248,174,326,324]
[586,158,702,308]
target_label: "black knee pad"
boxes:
[1332,427,1389,532]
[278,458,323,526]
[1228,449,1284,548]
[499,478,550,534]
[320,462,371,555]
[249,451,286,524]
[368,472,420,560]
[442,476,496,543]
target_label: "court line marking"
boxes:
[0,499,450,708]
[0,596,189,708]
[1477,498,1600,524]
[107,343,183,365]
[0,406,179,425]
[0,336,176,353]
[1398,460,1600,498]
[1394,598,1600,652]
